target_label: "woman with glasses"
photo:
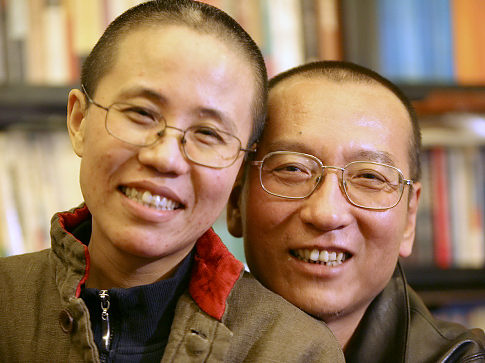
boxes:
[0,2,344,362]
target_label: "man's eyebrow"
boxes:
[264,140,317,155]
[262,141,396,166]
[348,150,396,166]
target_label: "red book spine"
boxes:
[430,147,452,268]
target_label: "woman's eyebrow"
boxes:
[116,86,167,103]
[116,86,239,132]
[198,107,238,134]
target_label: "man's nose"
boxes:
[299,170,353,231]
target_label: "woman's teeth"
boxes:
[122,186,181,210]
[293,249,348,266]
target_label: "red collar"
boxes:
[190,228,244,320]
[57,205,244,321]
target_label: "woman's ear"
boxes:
[67,89,88,157]
[227,167,246,238]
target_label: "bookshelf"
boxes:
[0,0,484,328]
[0,85,73,128]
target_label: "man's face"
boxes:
[236,77,420,325]
[69,25,255,264]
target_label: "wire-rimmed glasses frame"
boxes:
[81,85,253,169]
[251,151,414,210]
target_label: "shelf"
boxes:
[2,83,485,129]
[404,267,485,307]
[0,85,74,129]
[404,267,485,291]
[399,84,485,115]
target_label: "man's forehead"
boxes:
[262,76,413,172]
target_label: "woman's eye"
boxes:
[131,107,156,119]
[193,126,225,143]
[119,106,159,124]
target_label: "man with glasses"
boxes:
[0,2,344,362]
[228,61,485,362]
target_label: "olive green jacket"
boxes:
[0,205,344,362]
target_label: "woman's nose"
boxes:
[137,128,191,175]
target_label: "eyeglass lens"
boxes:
[259,152,404,209]
[105,103,242,168]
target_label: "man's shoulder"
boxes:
[407,286,485,362]
[223,271,344,362]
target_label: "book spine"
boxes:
[315,0,342,61]
[430,147,452,269]
[264,0,304,75]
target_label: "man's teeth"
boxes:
[122,187,180,210]
[293,249,347,266]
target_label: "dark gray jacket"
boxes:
[345,264,485,362]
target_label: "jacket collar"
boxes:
[54,205,244,321]
[344,263,410,363]
[189,228,244,321]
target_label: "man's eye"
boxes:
[358,172,383,180]
[271,164,313,180]
[274,164,305,173]
[350,170,388,186]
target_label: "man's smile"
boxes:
[291,248,351,266]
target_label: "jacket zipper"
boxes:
[99,290,111,352]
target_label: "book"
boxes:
[5,0,28,83]
[68,0,103,60]
[429,147,452,269]
[446,147,469,267]
[300,0,319,62]
[25,0,45,84]
[464,146,485,267]
[43,0,70,85]
[340,0,380,72]
[408,149,434,266]
[315,0,342,61]
[0,130,83,256]
[263,0,304,76]
[426,0,454,82]
[451,0,485,84]
[377,0,425,82]
[0,0,8,84]
[231,0,264,49]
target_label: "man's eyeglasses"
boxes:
[251,151,414,210]
[81,85,252,169]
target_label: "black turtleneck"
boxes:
[74,218,193,362]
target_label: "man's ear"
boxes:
[399,182,421,258]
[227,166,246,238]
[67,89,88,157]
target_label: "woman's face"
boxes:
[69,25,256,267]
